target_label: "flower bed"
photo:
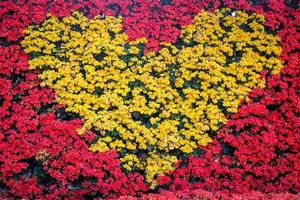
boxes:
[0,0,299,199]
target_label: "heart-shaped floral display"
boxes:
[22,8,282,186]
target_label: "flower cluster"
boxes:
[0,0,218,52]
[0,45,148,199]
[156,0,300,195]
[21,8,282,186]
[0,0,299,199]
[118,190,299,200]
[157,56,300,193]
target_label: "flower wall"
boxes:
[0,0,299,199]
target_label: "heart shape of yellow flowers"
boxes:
[22,8,282,187]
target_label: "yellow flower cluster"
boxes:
[22,9,282,187]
